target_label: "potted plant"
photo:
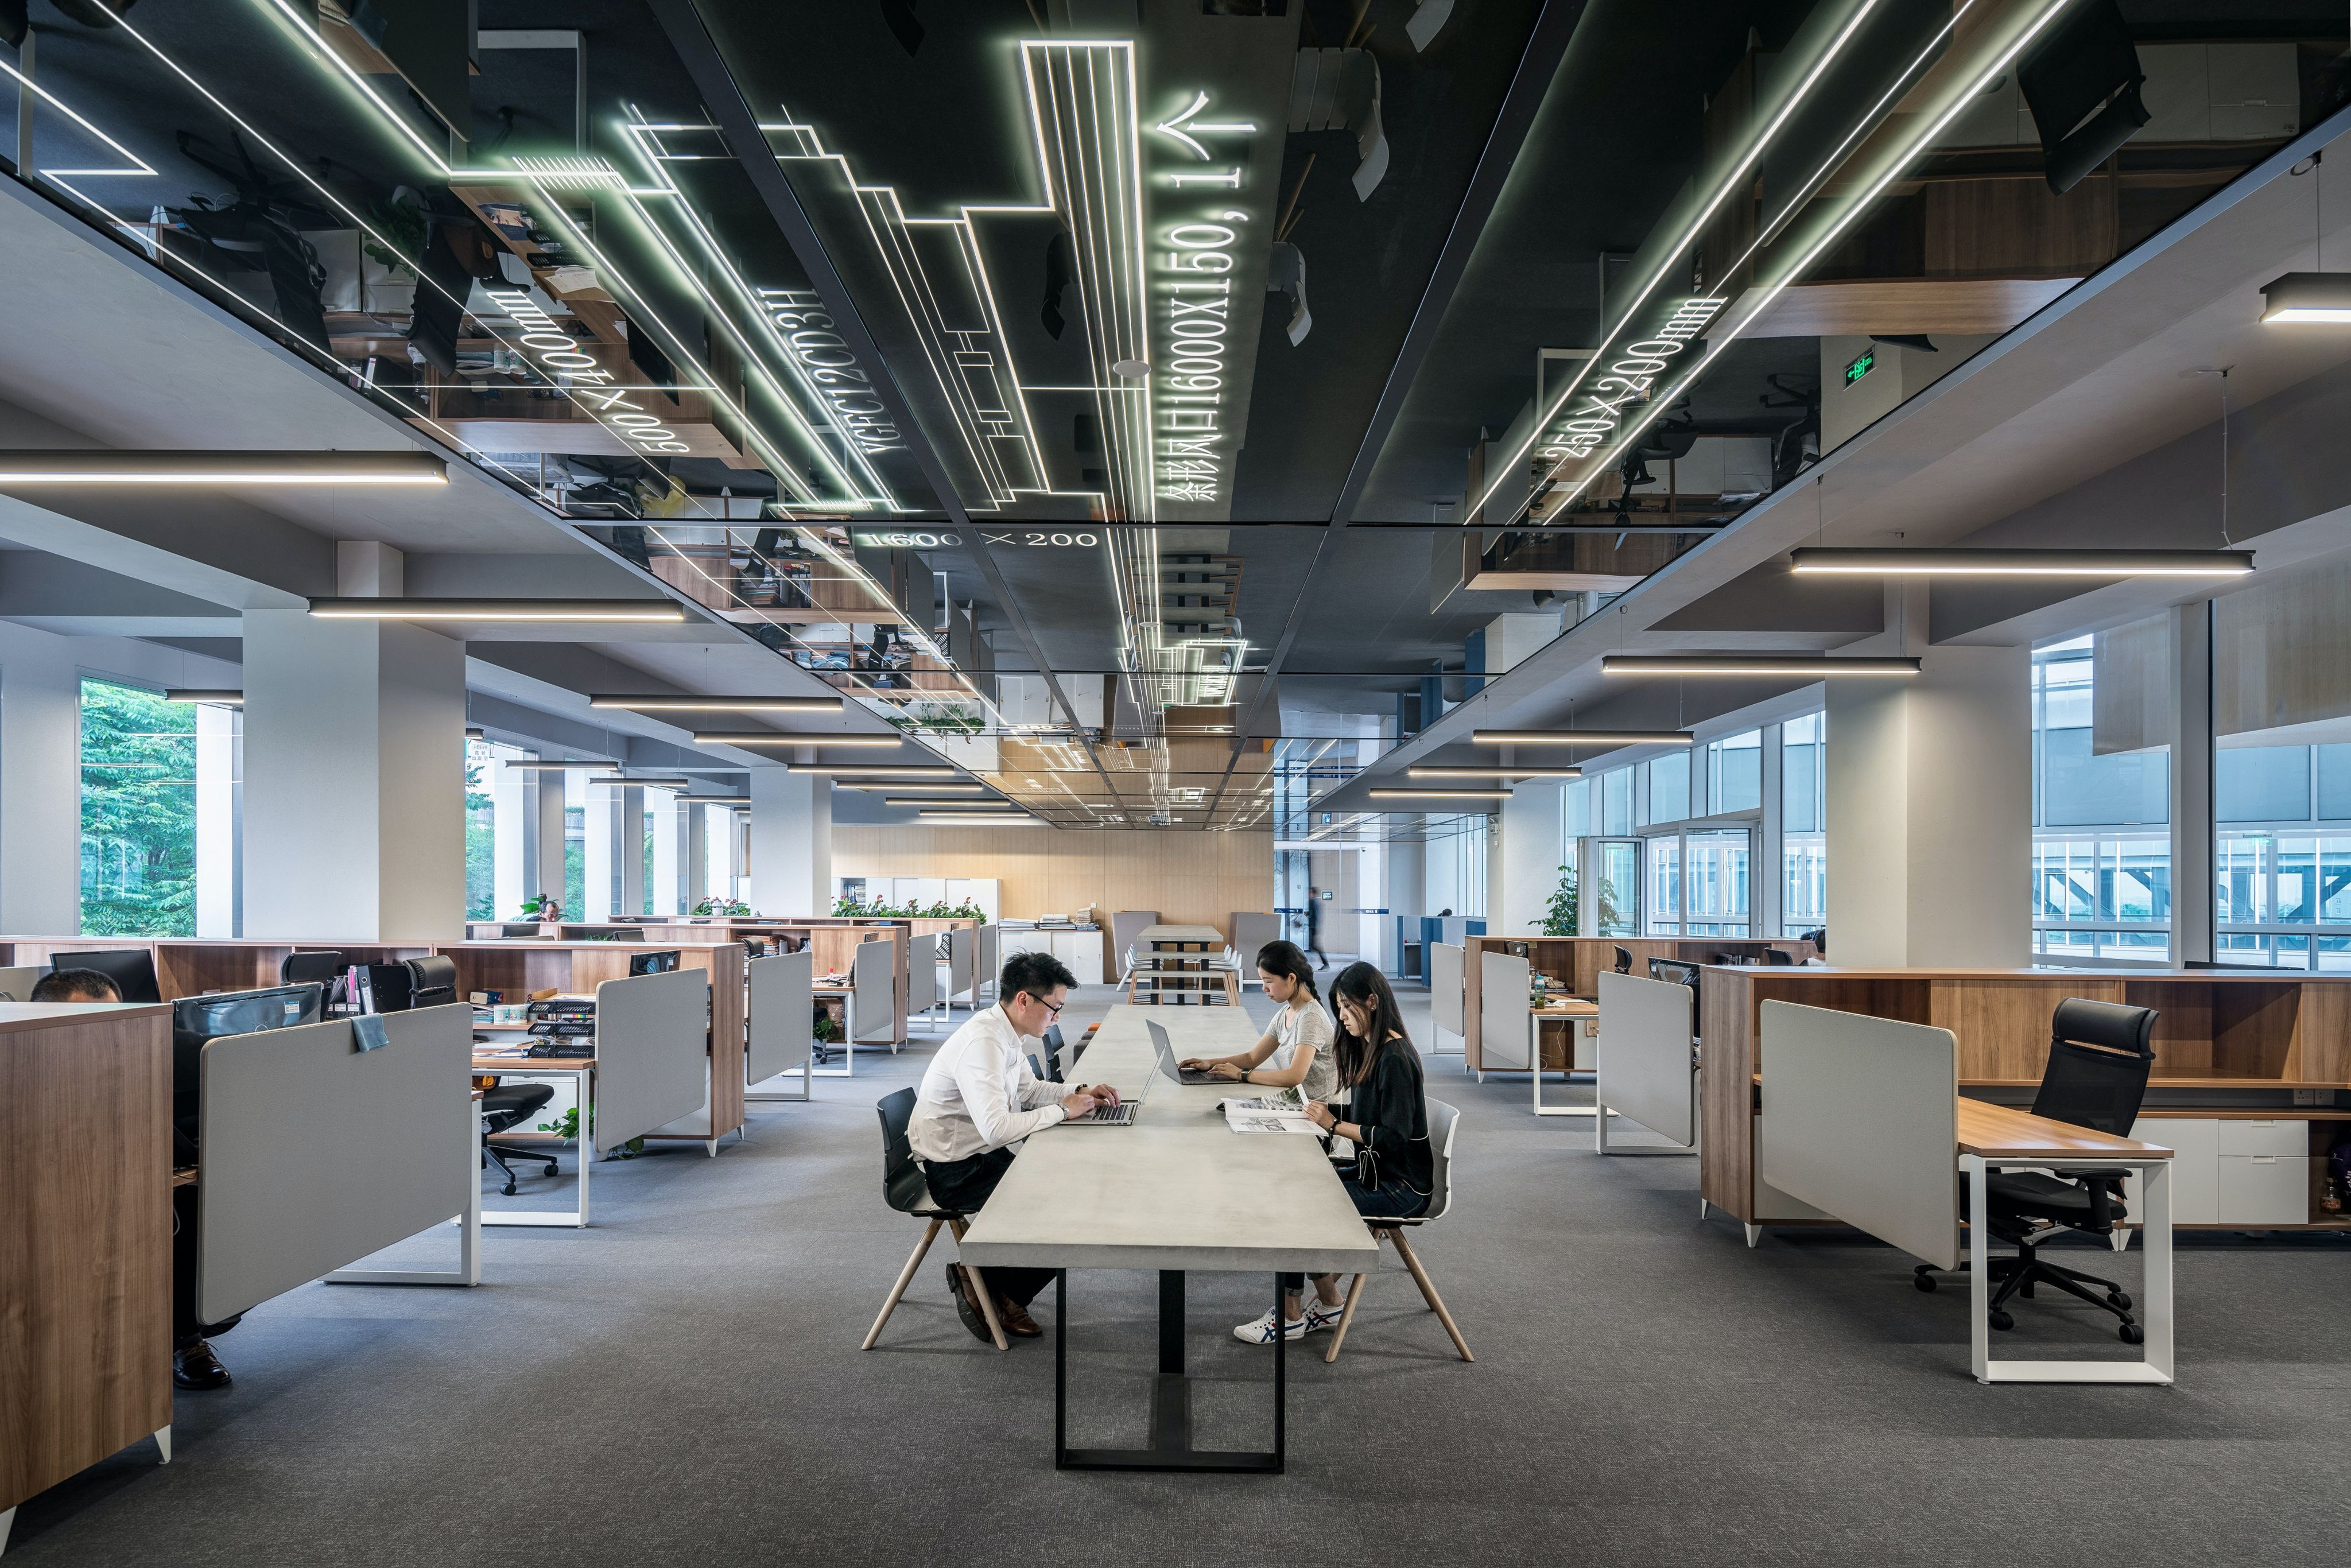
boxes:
[693,895,751,917]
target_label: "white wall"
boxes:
[749,766,832,917]
[1492,780,1565,936]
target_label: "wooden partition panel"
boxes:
[1,1004,173,1515]
[1462,936,1812,1069]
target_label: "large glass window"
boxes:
[1781,712,1826,932]
[1643,826,1752,937]
[564,769,587,916]
[1647,753,1689,825]
[1708,730,1762,815]
[465,740,496,921]
[1596,839,1638,937]
[1644,836,1682,934]
[2031,635,2171,958]
[1600,767,1632,836]
[79,680,200,936]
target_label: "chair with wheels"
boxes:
[1323,1097,1474,1365]
[1914,997,2158,1343]
[1763,946,1796,966]
[480,1080,561,1195]
[861,1088,1008,1352]
[1612,945,1632,975]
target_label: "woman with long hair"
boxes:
[1233,960,1433,1345]
[1179,940,1337,1103]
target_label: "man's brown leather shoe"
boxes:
[996,1297,1042,1338]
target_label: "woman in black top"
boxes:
[1233,961,1433,1345]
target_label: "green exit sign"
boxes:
[1844,348,1875,385]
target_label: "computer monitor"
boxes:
[172,983,325,1049]
[629,949,682,976]
[50,948,162,1004]
[1648,958,1700,988]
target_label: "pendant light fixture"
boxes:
[1405,766,1581,781]
[1789,547,2253,576]
[1601,654,1920,677]
[1471,728,1692,747]
[0,451,447,485]
[2262,150,2351,323]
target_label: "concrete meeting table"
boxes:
[958,1004,1378,1473]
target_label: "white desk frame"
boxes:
[476,1061,593,1228]
[1962,1152,2174,1385]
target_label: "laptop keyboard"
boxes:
[1069,1100,1136,1124]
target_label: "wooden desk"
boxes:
[1952,1101,2174,1386]
[468,1049,595,1228]
[1528,998,1600,1117]
[1702,964,2351,1234]
[960,1006,1376,1472]
[1459,935,1812,1069]
[2,1004,175,1535]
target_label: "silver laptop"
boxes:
[1150,1020,1224,1085]
[1063,1063,1151,1126]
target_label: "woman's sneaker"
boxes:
[1232,1308,1308,1344]
[1302,1297,1347,1334]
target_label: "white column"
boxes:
[729,808,750,903]
[240,609,467,941]
[651,789,681,916]
[534,766,568,909]
[1826,635,2031,968]
[194,703,242,937]
[493,748,529,922]
[685,802,709,911]
[583,782,615,921]
[0,646,84,935]
[617,784,646,916]
[1491,779,1565,936]
[749,766,832,917]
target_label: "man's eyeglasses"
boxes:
[1020,992,1065,1018]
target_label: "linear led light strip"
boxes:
[1467,0,1891,523]
[1531,0,2078,523]
[1789,548,2255,576]
[606,114,899,508]
[618,119,895,508]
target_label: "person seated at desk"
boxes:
[1236,962,1433,1345]
[1182,941,1337,1104]
[30,970,242,1390]
[907,952,1114,1344]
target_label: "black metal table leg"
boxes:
[1054,1270,1286,1473]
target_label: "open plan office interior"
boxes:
[4,0,2351,1561]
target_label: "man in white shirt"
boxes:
[910,951,1112,1342]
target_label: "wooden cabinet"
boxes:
[2,1004,174,1520]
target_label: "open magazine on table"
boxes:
[1216,1085,1322,1135]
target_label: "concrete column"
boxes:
[582,782,614,920]
[194,703,242,937]
[2171,601,2215,965]
[0,645,84,935]
[492,746,529,922]
[1825,634,2031,969]
[534,767,568,909]
[1758,724,1785,937]
[749,767,832,917]
[685,802,709,911]
[240,609,467,941]
[1491,779,1565,936]
[651,789,682,916]
[618,784,646,917]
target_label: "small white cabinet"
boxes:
[2127,1117,2307,1227]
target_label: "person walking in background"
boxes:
[1304,887,1328,970]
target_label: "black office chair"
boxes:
[860,1088,1007,1352]
[1648,957,1700,988]
[480,1081,560,1196]
[1041,1023,1070,1082]
[282,950,346,1011]
[1915,998,2157,1342]
[1764,946,1796,966]
[1612,945,1632,975]
[405,954,459,1010]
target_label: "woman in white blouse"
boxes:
[1179,940,1338,1104]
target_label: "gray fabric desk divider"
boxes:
[947,926,975,1004]
[1477,950,1532,1070]
[198,1003,475,1325]
[1431,942,1465,1047]
[1596,972,1698,1150]
[851,938,897,1045]
[907,933,939,1017]
[746,949,814,1100]
[594,967,713,1148]
[975,924,998,1002]
[1758,1000,1960,1271]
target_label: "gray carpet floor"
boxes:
[13,984,2348,1567]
